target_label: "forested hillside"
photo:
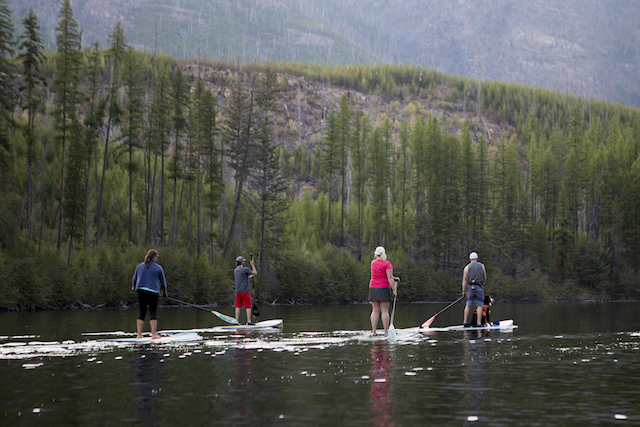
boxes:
[1,1,640,311]
[8,0,640,106]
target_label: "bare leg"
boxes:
[245,308,252,324]
[235,307,241,324]
[150,319,159,338]
[463,305,471,324]
[380,301,391,336]
[476,306,483,326]
[136,319,144,338]
[370,301,381,335]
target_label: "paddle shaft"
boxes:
[250,253,259,317]
[432,295,464,318]
[166,296,213,314]
[390,279,399,326]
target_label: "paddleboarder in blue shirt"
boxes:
[234,256,257,325]
[132,249,168,339]
[462,252,487,327]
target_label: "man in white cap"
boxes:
[234,255,257,325]
[462,252,487,327]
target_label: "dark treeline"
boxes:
[1,0,639,311]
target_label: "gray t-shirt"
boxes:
[234,266,252,294]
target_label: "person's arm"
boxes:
[250,259,257,277]
[461,266,469,295]
[386,268,397,296]
[159,268,168,298]
[132,266,138,291]
[482,264,487,285]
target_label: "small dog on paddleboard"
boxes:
[472,295,493,326]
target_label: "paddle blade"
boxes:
[252,301,260,317]
[388,325,397,343]
[213,310,238,325]
[421,315,437,329]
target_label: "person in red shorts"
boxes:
[369,246,399,336]
[234,256,257,325]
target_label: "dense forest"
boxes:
[1,0,640,311]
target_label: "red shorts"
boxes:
[235,291,252,309]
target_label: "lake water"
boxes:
[1,302,639,425]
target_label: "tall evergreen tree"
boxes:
[18,7,44,241]
[96,21,126,244]
[120,46,144,243]
[82,41,106,249]
[253,65,290,271]
[222,75,255,259]
[169,66,189,249]
[52,0,82,251]
[321,108,340,243]
[336,95,351,246]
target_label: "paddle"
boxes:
[421,295,465,328]
[250,253,260,317]
[388,279,399,342]
[166,296,238,325]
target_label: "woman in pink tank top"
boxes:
[369,246,399,336]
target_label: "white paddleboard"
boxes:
[213,319,284,331]
[355,327,421,342]
[422,319,516,332]
[102,332,201,343]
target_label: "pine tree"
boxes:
[82,41,106,249]
[52,0,83,251]
[253,65,290,271]
[336,95,351,246]
[0,0,15,126]
[120,46,144,243]
[321,108,340,243]
[18,7,44,241]
[96,21,126,244]
[222,75,255,259]
[64,120,85,265]
[169,66,189,249]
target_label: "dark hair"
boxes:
[144,249,158,268]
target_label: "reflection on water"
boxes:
[130,349,162,426]
[369,343,395,426]
[229,336,254,422]
[461,330,488,422]
[1,303,640,425]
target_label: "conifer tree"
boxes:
[336,95,351,246]
[169,66,189,249]
[0,0,15,128]
[253,65,290,270]
[18,7,44,241]
[96,21,126,244]
[82,41,106,249]
[222,75,255,259]
[120,46,144,243]
[52,0,82,251]
[321,108,340,243]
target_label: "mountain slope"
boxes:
[8,0,640,105]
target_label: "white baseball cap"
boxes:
[469,252,478,259]
[374,246,386,256]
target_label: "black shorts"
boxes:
[369,287,391,302]
[138,290,159,320]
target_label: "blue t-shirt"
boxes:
[234,266,252,294]
[132,261,168,296]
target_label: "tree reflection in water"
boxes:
[131,348,162,426]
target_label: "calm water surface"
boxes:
[1,302,639,426]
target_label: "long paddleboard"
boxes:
[213,319,284,332]
[355,327,421,342]
[421,319,516,332]
[102,332,201,343]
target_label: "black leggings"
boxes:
[137,291,159,321]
